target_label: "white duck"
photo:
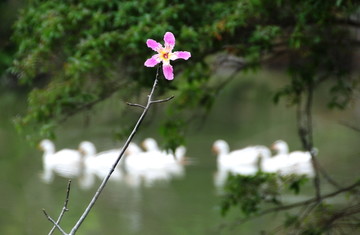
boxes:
[95,147,122,164]
[163,146,187,178]
[125,148,167,172]
[142,138,179,163]
[125,142,144,156]
[261,140,290,173]
[142,138,160,152]
[142,138,186,176]
[39,139,82,183]
[212,140,271,188]
[124,145,161,187]
[79,141,123,184]
[124,139,186,187]
[262,140,314,176]
[212,139,271,168]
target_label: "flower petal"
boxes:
[171,51,191,60]
[164,32,175,50]
[146,39,162,52]
[144,55,160,67]
[162,64,174,80]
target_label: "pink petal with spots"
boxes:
[144,55,160,67]
[162,64,174,80]
[164,32,175,50]
[172,51,191,60]
[146,39,162,52]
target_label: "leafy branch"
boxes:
[219,177,360,233]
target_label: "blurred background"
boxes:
[1,1,360,234]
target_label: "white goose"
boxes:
[95,147,122,164]
[125,142,143,156]
[142,138,186,176]
[124,139,186,186]
[79,141,123,183]
[212,139,271,168]
[163,146,187,178]
[212,139,271,188]
[262,140,314,176]
[126,141,168,170]
[124,142,169,187]
[142,138,160,152]
[39,139,82,183]
[261,140,289,173]
[142,138,179,163]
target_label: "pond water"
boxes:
[0,70,359,235]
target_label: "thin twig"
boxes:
[68,65,169,234]
[317,162,342,189]
[295,81,321,201]
[126,102,146,109]
[150,95,175,104]
[48,180,72,235]
[43,209,68,235]
[127,95,174,108]
[305,81,321,201]
[297,200,321,227]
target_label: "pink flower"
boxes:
[144,32,191,80]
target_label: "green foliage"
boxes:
[0,1,25,88]
[284,213,300,228]
[10,0,359,141]
[286,174,309,195]
[220,172,310,217]
[220,172,281,216]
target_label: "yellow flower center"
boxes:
[160,49,171,62]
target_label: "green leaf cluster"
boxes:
[10,0,359,140]
[220,172,309,217]
[221,172,279,217]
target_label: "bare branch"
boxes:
[296,201,321,228]
[294,78,324,201]
[127,95,175,108]
[68,65,172,234]
[43,209,68,235]
[49,180,72,235]
[317,163,342,189]
[150,95,175,104]
[126,102,146,109]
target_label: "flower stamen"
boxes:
[163,52,169,59]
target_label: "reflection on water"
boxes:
[38,138,188,190]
